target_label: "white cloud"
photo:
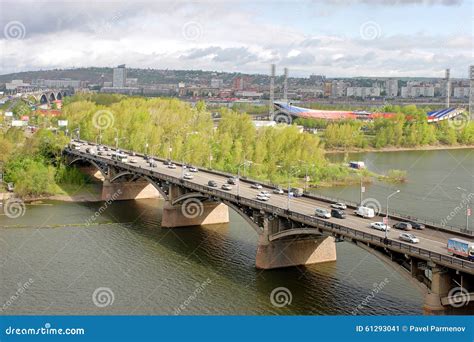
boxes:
[0,0,471,77]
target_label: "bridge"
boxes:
[17,89,72,104]
[63,140,474,314]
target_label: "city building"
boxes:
[35,79,82,89]
[346,86,381,98]
[101,86,141,95]
[401,83,435,98]
[331,80,347,97]
[113,64,127,87]
[126,78,138,87]
[5,79,31,91]
[210,78,224,88]
[453,87,470,98]
[385,79,399,97]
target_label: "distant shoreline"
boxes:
[325,144,474,154]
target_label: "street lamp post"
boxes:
[385,190,400,239]
[457,187,471,231]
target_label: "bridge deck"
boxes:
[65,141,474,275]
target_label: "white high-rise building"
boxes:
[385,79,399,97]
[113,64,127,88]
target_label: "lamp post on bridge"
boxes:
[237,160,253,197]
[286,166,300,211]
[385,190,400,239]
[181,149,195,179]
[457,187,471,231]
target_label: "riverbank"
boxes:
[324,144,474,154]
[0,184,102,204]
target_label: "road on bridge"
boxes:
[72,141,473,267]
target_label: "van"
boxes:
[354,206,375,218]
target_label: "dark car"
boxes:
[331,209,346,219]
[208,180,218,187]
[227,177,237,185]
[163,159,171,166]
[409,221,425,230]
[393,222,412,231]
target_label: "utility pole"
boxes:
[469,65,474,121]
[269,64,275,120]
[445,68,450,108]
[283,67,288,102]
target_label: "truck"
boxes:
[447,238,474,261]
[354,206,375,218]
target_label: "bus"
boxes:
[112,152,128,163]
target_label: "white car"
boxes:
[189,166,198,172]
[183,173,193,180]
[129,157,137,163]
[273,188,284,195]
[251,183,263,190]
[256,193,269,201]
[221,184,232,191]
[259,190,271,197]
[399,233,419,244]
[168,163,177,169]
[315,208,331,219]
[370,222,391,231]
[331,202,347,210]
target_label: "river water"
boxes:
[1,148,472,316]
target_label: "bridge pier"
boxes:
[161,201,229,228]
[102,179,161,201]
[255,216,336,269]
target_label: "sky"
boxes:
[0,0,472,77]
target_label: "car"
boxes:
[98,151,104,156]
[129,157,137,163]
[183,173,193,180]
[251,183,263,190]
[163,160,171,166]
[103,146,109,151]
[256,193,269,201]
[208,180,218,187]
[97,146,104,151]
[370,222,391,231]
[331,209,346,219]
[315,208,331,219]
[408,221,425,230]
[189,166,198,172]
[144,154,150,161]
[86,147,96,155]
[290,187,304,197]
[399,233,420,244]
[273,188,284,195]
[131,152,136,156]
[330,202,347,210]
[227,177,237,185]
[168,163,177,169]
[221,184,232,191]
[7,182,14,192]
[354,206,375,218]
[259,190,271,197]
[393,222,412,231]
[149,160,157,167]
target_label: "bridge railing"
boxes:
[71,141,472,237]
[66,147,474,274]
